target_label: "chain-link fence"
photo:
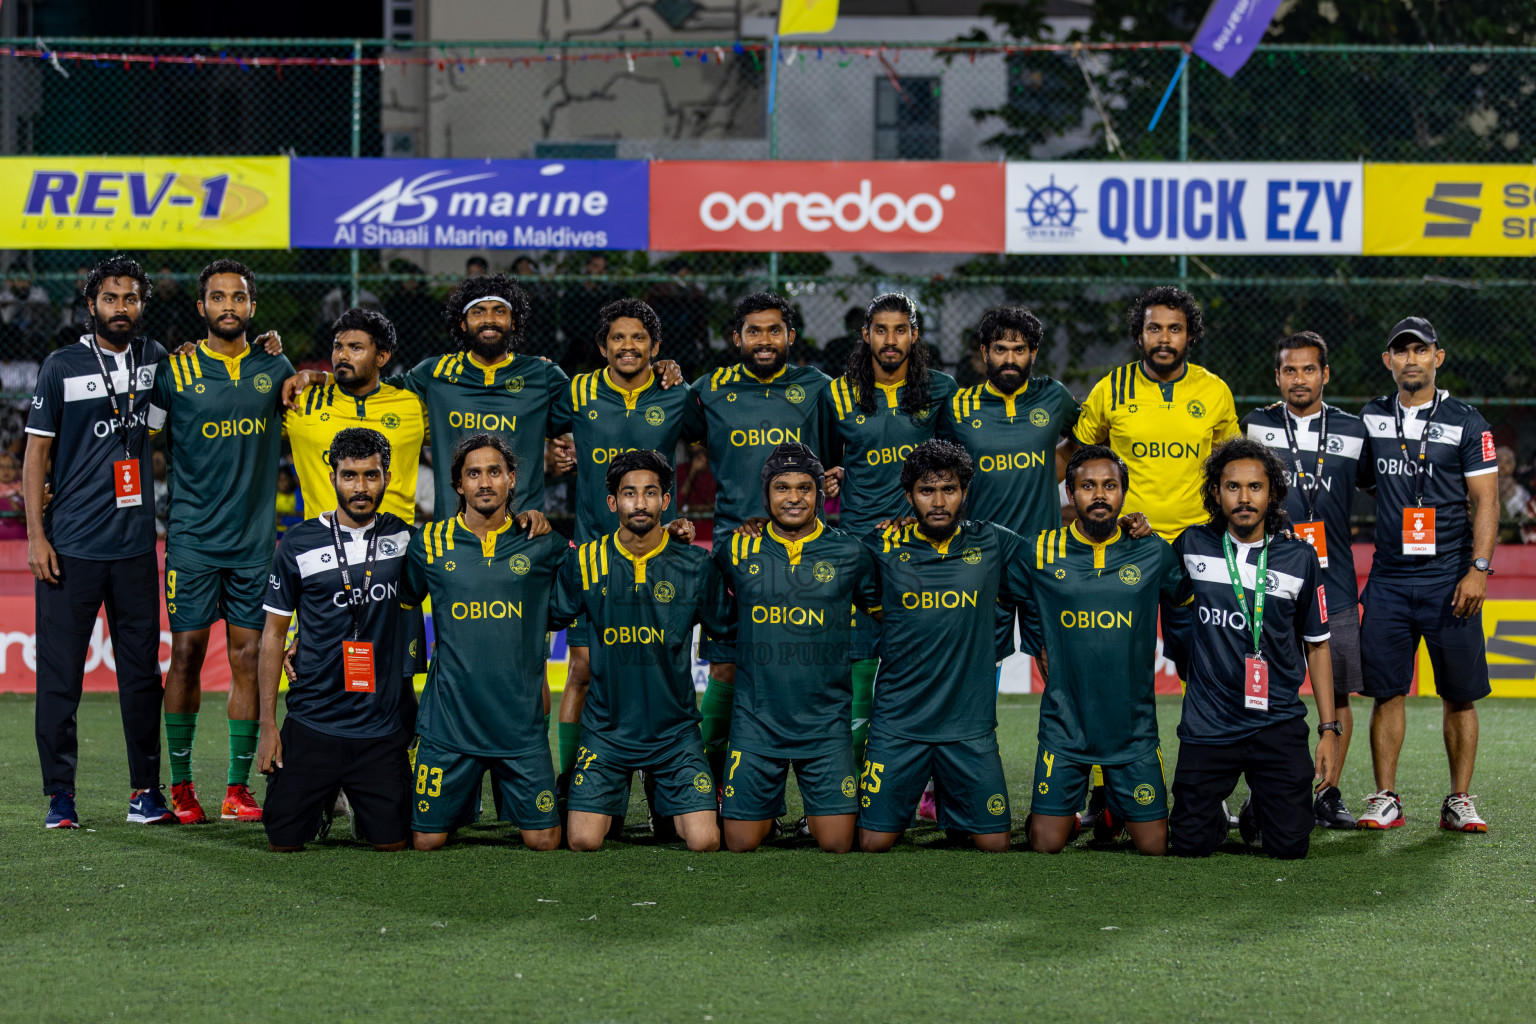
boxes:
[1,37,1534,421]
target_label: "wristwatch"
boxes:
[1473,557,1494,575]
[1317,721,1342,737]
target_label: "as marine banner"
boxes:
[0,157,289,248]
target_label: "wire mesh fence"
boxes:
[0,37,1533,420]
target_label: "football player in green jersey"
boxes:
[401,433,565,852]
[718,444,881,854]
[1020,445,1190,856]
[822,293,957,769]
[550,449,733,853]
[150,260,295,825]
[859,440,1027,854]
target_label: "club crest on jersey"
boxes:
[506,377,525,394]
[1327,436,1344,453]
[1186,399,1206,418]
[813,561,836,583]
[409,639,419,658]
[692,772,713,794]
[535,790,555,813]
[786,384,806,404]
[1134,784,1156,806]
[962,547,982,565]
[381,413,400,429]
[1264,570,1279,593]
[380,538,400,556]
[1119,564,1142,585]
[252,373,273,394]
[1426,423,1445,441]
[509,554,531,576]
[1029,407,1050,427]
[653,580,675,603]
[986,794,1007,815]
[841,776,856,798]
[645,405,665,426]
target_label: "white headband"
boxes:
[463,296,513,316]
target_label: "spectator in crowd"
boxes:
[383,260,440,370]
[466,255,490,277]
[1496,446,1529,522]
[151,449,170,540]
[558,252,624,374]
[0,265,58,356]
[415,449,435,525]
[955,340,987,388]
[274,462,301,535]
[139,264,201,349]
[676,446,717,515]
[57,266,92,345]
[317,281,382,338]
[542,441,572,519]
[644,258,711,377]
[819,307,864,377]
[0,451,25,540]
[511,255,559,360]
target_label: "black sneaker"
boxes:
[1223,799,1240,831]
[642,771,679,842]
[1078,785,1108,832]
[1237,796,1262,849]
[1313,785,1356,830]
[1091,806,1125,844]
[793,815,812,841]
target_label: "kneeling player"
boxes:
[549,449,734,853]
[858,440,1027,853]
[400,434,564,851]
[718,444,881,854]
[1017,446,1189,856]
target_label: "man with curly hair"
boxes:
[1169,437,1337,860]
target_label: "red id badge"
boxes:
[1244,655,1270,711]
[1402,506,1436,555]
[113,459,142,509]
[343,641,376,693]
[1294,520,1328,569]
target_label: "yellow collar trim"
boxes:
[199,339,250,381]
[1070,520,1122,569]
[984,378,1028,417]
[742,363,788,385]
[873,378,905,409]
[918,527,956,557]
[612,528,669,584]
[460,512,516,558]
[766,519,824,566]
[467,350,515,385]
[603,366,656,410]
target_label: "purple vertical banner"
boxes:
[1191,0,1285,78]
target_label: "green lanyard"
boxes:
[1222,532,1268,657]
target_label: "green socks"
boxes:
[850,659,877,767]
[699,677,736,781]
[228,719,259,787]
[166,712,198,784]
[558,721,582,776]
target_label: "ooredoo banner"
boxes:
[650,161,1004,252]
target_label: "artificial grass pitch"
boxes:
[2,693,1533,1023]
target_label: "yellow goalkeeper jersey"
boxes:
[1072,360,1239,540]
[283,379,427,522]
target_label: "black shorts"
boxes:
[1359,576,1490,703]
[263,718,412,847]
[1327,599,1363,697]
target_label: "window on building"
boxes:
[874,76,940,160]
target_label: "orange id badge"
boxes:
[343,641,376,693]
[113,459,142,509]
[1295,520,1328,568]
[1244,655,1269,711]
[1402,506,1436,556]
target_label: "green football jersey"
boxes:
[549,531,735,763]
[566,368,706,542]
[148,342,295,566]
[398,350,573,516]
[691,362,834,535]
[863,520,1026,742]
[942,377,1080,535]
[1011,524,1190,765]
[824,369,958,535]
[716,520,882,758]
[400,516,565,758]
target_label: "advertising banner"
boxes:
[291,158,648,250]
[0,156,289,249]
[650,161,1004,252]
[1363,163,1536,256]
[1005,162,1363,255]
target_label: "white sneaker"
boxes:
[1357,790,1404,830]
[1439,793,1487,833]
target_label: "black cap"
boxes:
[761,442,825,510]
[1386,316,1438,350]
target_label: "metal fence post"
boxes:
[768,42,780,293]
[1178,46,1189,288]
[349,39,362,307]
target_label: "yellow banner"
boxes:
[0,156,288,249]
[778,0,838,36]
[1364,163,1536,256]
[1416,599,1536,698]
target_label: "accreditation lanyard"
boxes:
[1223,532,1272,711]
[1393,392,1441,507]
[330,515,380,693]
[88,338,138,460]
[1281,406,1327,520]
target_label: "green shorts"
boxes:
[409,734,559,834]
[165,554,268,633]
[857,730,1012,836]
[720,745,858,820]
[567,732,717,818]
[1029,744,1169,822]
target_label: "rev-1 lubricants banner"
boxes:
[0,157,289,248]
[290,158,649,249]
[1005,162,1363,254]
